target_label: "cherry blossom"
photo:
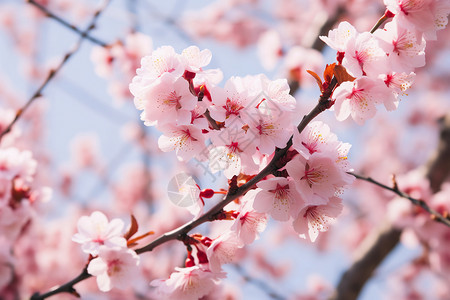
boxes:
[208,76,256,125]
[157,124,206,162]
[253,177,304,221]
[319,21,357,60]
[332,77,393,125]
[135,75,197,126]
[72,211,127,255]
[208,123,257,178]
[341,32,387,78]
[375,19,426,73]
[230,189,268,245]
[206,232,242,272]
[257,29,283,70]
[286,153,354,203]
[181,45,212,73]
[292,197,343,242]
[150,266,225,300]
[384,0,446,40]
[87,247,140,292]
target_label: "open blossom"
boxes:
[253,177,304,221]
[157,124,205,162]
[135,75,197,126]
[257,29,283,70]
[72,211,126,255]
[230,189,268,245]
[286,152,354,203]
[0,147,36,182]
[384,0,449,40]
[151,266,225,300]
[181,45,212,73]
[381,71,415,108]
[293,197,343,242]
[319,21,357,54]
[341,32,387,78]
[332,77,395,125]
[375,19,426,73]
[206,232,241,272]
[208,76,256,125]
[135,45,185,83]
[87,247,140,292]
[208,123,257,178]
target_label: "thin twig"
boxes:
[0,0,111,143]
[350,172,450,227]
[30,267,91,300]
[233,264,286,300]
[27,0,109,47]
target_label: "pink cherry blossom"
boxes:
[0,147,36,182]
[253,177,304,221]
[87,247,140,292]
[206,232,242,272]
[209,123,257,178]
[157,124,206,162]
[332,77,393,125]
[135,75,197,126]
[319,21,357,53]
[72,211,127,255]
[137,45,185,81]
[181,45,212,73]
[150,266,225,300]
[257,29,283,70]
[293,121,338,158]
[384,0,437,40]
[380,71,415,110]
[230,189,268,245]
[208,76,256,125]
[342,32,387,78]
[375,19,426,73]
[243,109,294,155]
[282,46,324,87]
[286,153,354,203]
[292,196,343,242]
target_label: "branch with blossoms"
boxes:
[351,172,450,227]
[332,113,450,300]
[0,0,111,143]
[30,0,450,299]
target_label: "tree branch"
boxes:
[0,0,111,143]
[330,113,450,300]
[27,0,109,47]
[30,267,91,300]
[350,172,450,227]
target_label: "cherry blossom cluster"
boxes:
[321,0,449,124]
[0,144,51,291]
[72,211,140,292]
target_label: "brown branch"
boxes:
[350,172,450,227]
[27,0,108,47]
[330,113,450,300]
[0,0,111,143]
[30,267,91,300]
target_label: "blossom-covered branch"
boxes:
[331,111,450,300]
